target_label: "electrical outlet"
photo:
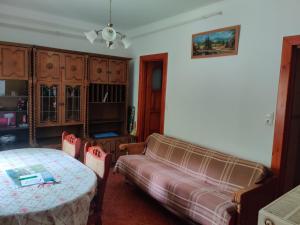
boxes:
[265,113,274,126]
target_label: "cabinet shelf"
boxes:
[89,102,125,104]
[0,96,28,98]
[90,120,124,125]
[0,110,27,113]
[0,142,30,151]
[0,126,29,132]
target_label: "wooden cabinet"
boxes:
[87,57,129,150]
[36,82,61,126]
[35,49,86,128]
[0,42,131,148]
[94,135,135,163]
[0,80,32,150]
[0,45,29,80]
[89,57,109,83]
[36,83,85,127]
[36,50,61,82]
[36,50,85,82]
[109,60,127,84]
[89,58,127,84]
[62,84,84,124]
[63,54,85,83]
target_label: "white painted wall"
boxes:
[0,3,130,57]
[128,0,300,166]
[1,0,299,166]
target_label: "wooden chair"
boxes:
[61,131,81,159]
[84,142,112,225]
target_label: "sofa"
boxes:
[114,133,277,225]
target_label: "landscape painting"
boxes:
[192,25,240,59]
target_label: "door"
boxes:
[63,54,85,83]
[144,61,163,139]
[0,45,28,80]
[280,47,300,192]
[272,36,300,195]
[37,82,61,126]
[137,53,168,142]
[89,57,109,83]
[36,50,62,82]
[62,84,84,124]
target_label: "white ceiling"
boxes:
[0,0,222,30]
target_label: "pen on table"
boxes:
[18,175,38,181]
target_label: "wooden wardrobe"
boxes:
[0,41,134,161]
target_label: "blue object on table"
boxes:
[6,164,56,187]
[93,132,119,139]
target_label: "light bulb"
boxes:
[102,26,117,42]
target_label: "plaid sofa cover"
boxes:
[115,133,269,225]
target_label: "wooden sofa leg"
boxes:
[229,212,237,225]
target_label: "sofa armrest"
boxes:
[233,176,278,225]
[119,142,146,155]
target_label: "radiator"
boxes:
[258,185,300,225]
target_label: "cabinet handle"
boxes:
[265,219,274,225]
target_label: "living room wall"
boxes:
[0,3,130,57]
[128,0,300,166]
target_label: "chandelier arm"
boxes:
[116,31,124,37]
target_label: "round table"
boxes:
[0,148,97,225]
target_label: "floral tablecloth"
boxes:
[0,148,97,225]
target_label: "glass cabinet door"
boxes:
[38,84,60,125]
[64,85,82,123]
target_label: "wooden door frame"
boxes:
[272,35,300,192]
[137,53,168,142]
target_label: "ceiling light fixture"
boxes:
[84,0,131,49]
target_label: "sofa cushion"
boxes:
[145,133,268,193]
[115,155,236,225]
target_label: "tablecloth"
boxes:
[0,148,97,225]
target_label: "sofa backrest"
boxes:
[145,133,269,193]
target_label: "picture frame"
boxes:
[191,25,241,59]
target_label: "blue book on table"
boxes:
[6,164,56,187]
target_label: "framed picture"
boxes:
[191,25,240,59]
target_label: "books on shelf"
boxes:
[6,164,57,187]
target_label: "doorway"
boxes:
[137,53,168,142]
[272,35,300,194]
